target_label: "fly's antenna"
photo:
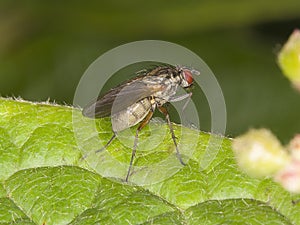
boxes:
[190,68,200,76]
[175,65,200,76]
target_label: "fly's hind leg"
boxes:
[95,133,116,153]
[125,110,153,182]
[81,133,117,160]
[158,106,186,166]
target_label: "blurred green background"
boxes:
[1,0,300,142]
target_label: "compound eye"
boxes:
[183,69,193,85]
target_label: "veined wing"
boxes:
[82,78,165,118]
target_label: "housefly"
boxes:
[82,64,200,182]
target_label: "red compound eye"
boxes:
[183,69,193,85]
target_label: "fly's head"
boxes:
[177,66,200,88]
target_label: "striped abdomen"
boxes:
[111,98,152,132]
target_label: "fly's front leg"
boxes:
[169,92,192,103]
[169,92,193,127]
[158,106,186,166]
[126,110,154,182]
[169,92,192,115]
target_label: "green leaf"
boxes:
[0,97,299,225]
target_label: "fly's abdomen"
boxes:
[111,98,152,132]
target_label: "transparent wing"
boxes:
[82,78,164,118]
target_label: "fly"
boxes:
[82,64,200,182]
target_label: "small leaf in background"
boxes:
[232,128,290,178]
[278,29,300,92]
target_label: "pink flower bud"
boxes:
[232,129,290,178]
[275,160,300,193]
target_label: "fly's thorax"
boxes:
[111,98,152,132]
[143,73,181,101]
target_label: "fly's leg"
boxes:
[181,92,192,114]
[169,92,192,103]
[169,92,192,116]
[125,110,153,182]
[95,133,116,153]
[158,106,186,166]
[169,92,193,128]
[81,133,117,159]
